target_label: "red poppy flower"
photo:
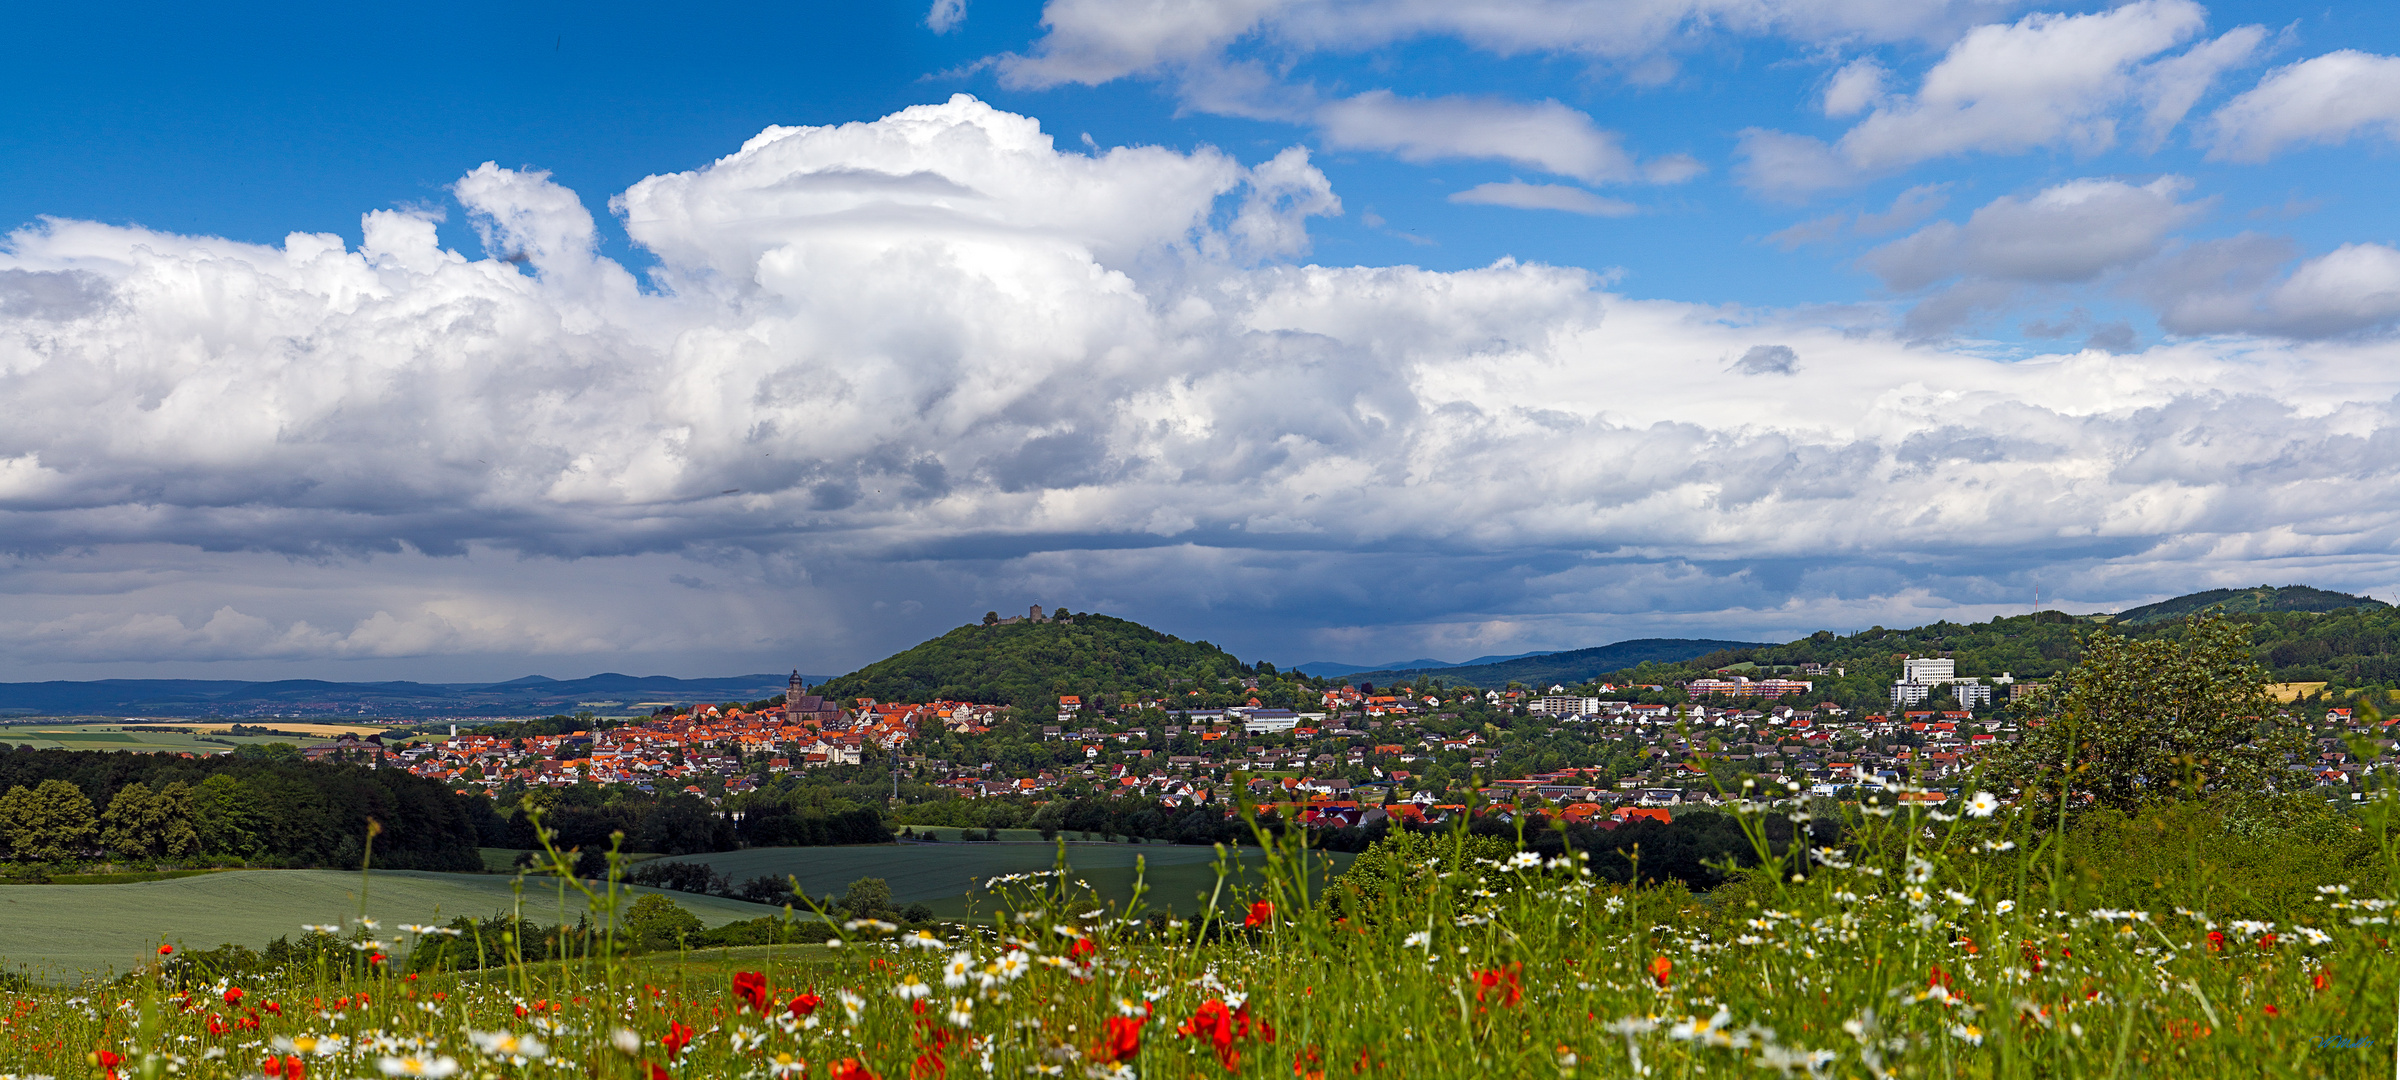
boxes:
[94,1050,125,1080]
[1070,937,1097,959]
[263,1001,282,1016]
[1180,999,1243,1069]
[224,988,245,1005]
[1291,1045,1324,1080]
[661,1021,697,1057]
[2313,969,2331,992]
[2206,931,2225,952]
[789,992,823,1018]
[732,971,772,1014]
[1648,956,1673,988]
[2258,933,2278,949]
[831,1058,882,1080]
[1927,965,1953,991]
[645,1064,670,1080]
[1244,900,1274,929]
[158,944,174,956]
[1091,1014,1145,1063]
[1472,964,1523,1008]
[2263,1004,2280,1017]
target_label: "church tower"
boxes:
[788,668,805,704]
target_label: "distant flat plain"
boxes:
[0,721,385,754]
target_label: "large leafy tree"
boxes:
[1987,614,2304,812]
[1,779,100,862]
[100,781,200,860]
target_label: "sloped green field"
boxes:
[0,869,779,980]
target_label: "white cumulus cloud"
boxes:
[1741,1,2263,195]
[8,95,2400,673]
[2207,49,2400,162]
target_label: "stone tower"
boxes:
[788,668,805,704]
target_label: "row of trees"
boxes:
[0,779,200,862]
[0,747,483,870]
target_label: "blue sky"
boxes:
[5,0,2400,679]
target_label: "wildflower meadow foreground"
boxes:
[4,787,2396,1080]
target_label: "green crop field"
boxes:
[0,869,782,979]
[661,842,1350,918]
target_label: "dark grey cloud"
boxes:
[1731,344,1797,375]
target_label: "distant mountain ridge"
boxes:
[1292,650,1555,677]
[2112,585,2387,625]
[0,672,810,720]
[1340,638,1773,688]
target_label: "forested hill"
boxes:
[1346,639,1771,688]
[2113,585,2387,625]
[1585,588,2400,708]
[812,614,1254,712]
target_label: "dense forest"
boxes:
[0,746,485,871]
[2112,584,2388,625]
[812,613,1270,711]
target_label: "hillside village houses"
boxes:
[373,649,2380,828]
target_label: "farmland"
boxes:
[0,721,369,754]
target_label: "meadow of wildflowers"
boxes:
[1,786,2394,1080]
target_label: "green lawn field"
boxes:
[0,869,781,980]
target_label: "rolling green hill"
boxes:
[812,613,1252,711]
[0,869,780,979]
[2112,585,2388,625]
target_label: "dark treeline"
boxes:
[503,781,896,872]
[1315,809,1831,891]
[737,806,890,847]
[0,746,482,871]
[503,786,735,857]
[1513,810,1831,889]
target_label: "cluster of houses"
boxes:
[390,688,1005,797]
[354,654,2393,823]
